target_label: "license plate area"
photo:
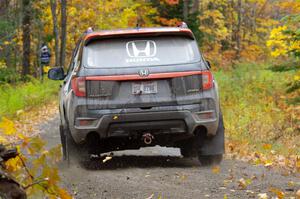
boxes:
[132,81,158,95]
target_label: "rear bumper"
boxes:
[69,106,219,144]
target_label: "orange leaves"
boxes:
[156,17,181,27]
[58,188,73,199]
[42,167,60,187]
[164,0,179,5]
[262,143,272,150]
[269,187,285,199]
[212,165,221,174]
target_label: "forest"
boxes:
[0,0,299,198]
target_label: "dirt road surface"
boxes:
[40,116,300,199]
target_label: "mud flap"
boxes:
[59,125,67,160]
[198,112,225,156]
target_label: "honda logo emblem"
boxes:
[139,69,150,77]
[126,40,157,58]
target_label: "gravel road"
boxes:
[40,116,300,199]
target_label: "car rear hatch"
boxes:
[73,34,211,110]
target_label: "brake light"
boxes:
[71,77,86,97]
[202,71,213,90]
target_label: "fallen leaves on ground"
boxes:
[145,193,154,199]
[212,165,221,174]
[296,189,300,199]
[237,178,252,190]
[226,140,300,174]
[1,101,58,144]
[269,187,285,199]
[258,193,268,199]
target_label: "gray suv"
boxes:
[48,26,224,165]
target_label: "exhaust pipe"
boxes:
[142,133,154,145]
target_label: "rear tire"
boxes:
[179,139,196,158]
[60,125,85,166]
[197,111,225,166]
[198,154,223,166]
[59,125,67,161]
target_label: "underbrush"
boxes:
[0,78,60,118]
[215,62,299,156]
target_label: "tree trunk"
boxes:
[60,0,67,67]
[235,0,242,60]
[22,0,31,77]
[190,0,199,14]
[183,0,189,22]
[50,0,60,66]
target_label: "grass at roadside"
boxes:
[0,78,60,118]
[215,62,299,158]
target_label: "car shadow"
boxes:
[80,155,200,170]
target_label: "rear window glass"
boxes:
[83,36,201,68]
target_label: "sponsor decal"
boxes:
[126,40,160,63]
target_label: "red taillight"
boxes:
[71,77,86,97]
[202,71,213,90]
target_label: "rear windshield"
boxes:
[83,36,201,68]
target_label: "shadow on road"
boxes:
[80,155,200,170]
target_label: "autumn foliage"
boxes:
[0,117,72,198]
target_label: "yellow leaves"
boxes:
[58,188,73,199]
[3,41,10,45]
[5,156,22,172]
[0,135,6,143]
[238,178,252,190]
[43,167,60,186]
[266,26,290,57]
[43,66,51,73]
[262,143,272,150]
[212,165,221,174]
[27,136,46,155]
[294,73,300,81]
[199,9,229,42]
[0,117,17,135]
[68,7,77,17]
[48,145,62,164]
[296,156,300,173]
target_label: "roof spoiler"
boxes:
[84,29,194,46]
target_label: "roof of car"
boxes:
[83,27,194,45]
